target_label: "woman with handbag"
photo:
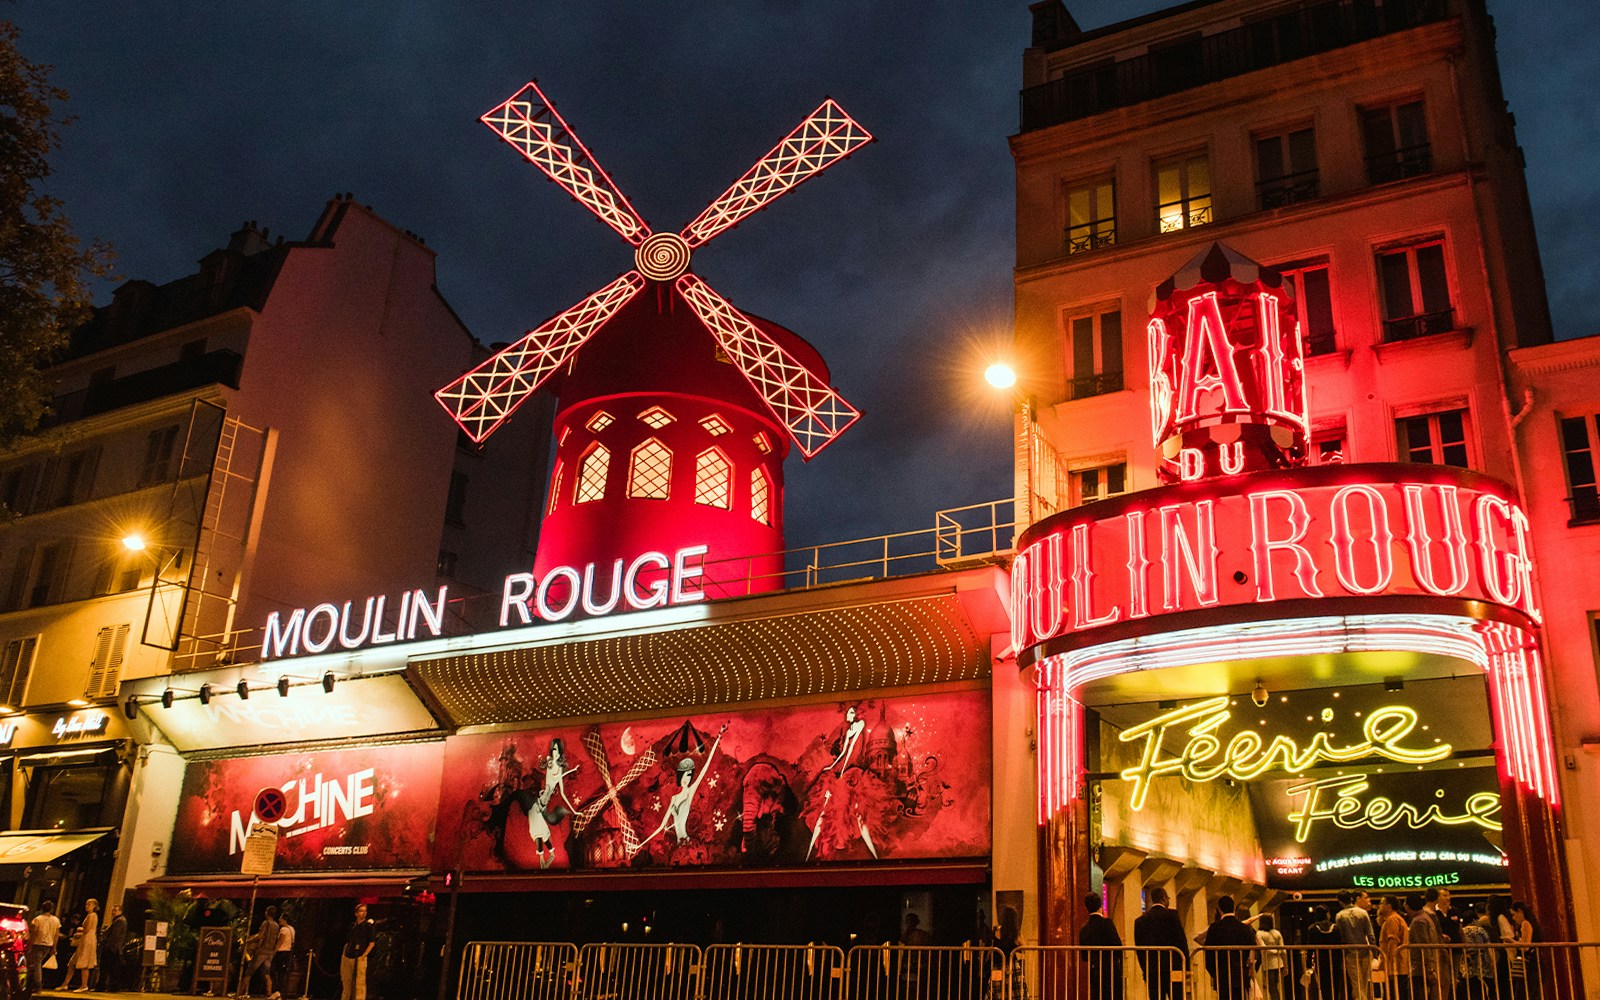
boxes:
[64,899,97,992]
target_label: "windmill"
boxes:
[437,82,870,600]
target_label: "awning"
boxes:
[140,871,426,899]
[456,861,991,894]
[0,829,114,866]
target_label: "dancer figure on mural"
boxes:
[826,705,868,772]
[517,738,579,869]
[808,704,884,860]
[640,723,728,849]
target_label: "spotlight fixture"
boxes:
[199,683,213,706]
[122,698,139,721]
[162,689,175,710]
[1251,679,1269,709]
[277,675,291,698]
[236,679,250,700]
[322,672,336,694]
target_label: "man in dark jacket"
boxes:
[99,906,127,992]
[1079,893,1124,1000]
[1202,897,1257,1000]
[1134,887,1187,999]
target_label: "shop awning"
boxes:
[139,871,428,899]
[0,829,114,866]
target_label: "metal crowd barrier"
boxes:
[700,943,846,1000]
[1190,943,1382,1000]
[1400,941,1600,999]
[842,944,1006,1000]
[457,942,580,1000]
[574,942,703,1000]
[1008,945,1187,999]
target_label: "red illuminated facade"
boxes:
[1013,0,1588,949]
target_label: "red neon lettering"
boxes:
[1329,485,1394,595]
[1512,507,1539,622]
[1126,509,1151,619]
[1159,500,1219,610]
[1254,292,1308,432]
[1218,440,1245,475]
[1401,484,1470,597]
[1176,292,1249,423]
[1147,318,1173,447]
[1178,448,1205,481]
[1029,533,1066,641]
[1011,548,1030,651]
[1249,490,1325,602]
[1474,495,1523,608]
[1070,522,1121,629]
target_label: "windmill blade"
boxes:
[676,273,861,459]
[436,272,646,443]
[679,99,872,249]
[483,82,651,246]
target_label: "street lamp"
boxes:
[985,362,1018,390]
[121,533,148,552]
[987,360,1038,533]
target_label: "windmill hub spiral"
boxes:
[636,232,692,281]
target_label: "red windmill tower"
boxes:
[437,82,870,607]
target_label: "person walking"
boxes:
[1334,890,1375,1000]
[237,905,280,999]
[340,904,376,1000]
[1080,893,1124,1000]
[99,905,127,992]
[25,901,60,998]
[1305,904,1345,1000]
[1408,891,1445,1000]
[1133,887,1187,1000]
[269,914,295,1000]
[1202,896,1256,1000]
[1377,896,1410,999]
[1255,913,1287,1000]
[64,899,98,992]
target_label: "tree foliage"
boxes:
[0,20,112,447]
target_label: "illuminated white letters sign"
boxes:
[1012,466,1538,655]
[261,544,711,660]
[228,768,375,855]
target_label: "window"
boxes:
[24,761,118,830]
[1311,429,1347,466]
[0,637,37,708]
[575,445,610,503]
[93,549,144,596]
[1560,415,1600,524]
[1068,463,1127,507]
[547,460,565,515]
[1256,126,1318,208]
[694,448,732,509]
[0,464,39,517]
[1066,308,1123,399]
[752,433,772,455]
[700,414,731,436]
[1396,409,1470,468]
[85,623,129,699]
[45,448,98,509]
[1362,99,1431,184]
[1377,240,1453,341]
[25,542,70,609]
[446,471,469,525]
[750,468,772,526]
[638,406,675,429]
[1276,261,1337,355]
[627,439,672,499]
[1065,176,1116,254]
[139,425,182,486]
[1156,153,1212,232]
[585,411,615,434]
[436,550,458,578]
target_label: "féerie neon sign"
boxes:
[262,544,709,660]
[1117,696,1450,810]
[1285,773,1501,843]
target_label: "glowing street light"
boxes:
[121,533,148,552]
[984,362,1018,390]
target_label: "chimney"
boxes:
[1029,0,1081,49]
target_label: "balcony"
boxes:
[1259,169,1321,209]
[1382,308,1455,342]
[1569,490,1600,527]
[1068,371,1124,400]
[46,349,243,426]
[1305,331,1339,356]
[1020,0,1448,133]
[1065,225,1117,255]
[1366,143,1434,184]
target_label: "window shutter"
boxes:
[0,636,38,706]
[86,624,130,699]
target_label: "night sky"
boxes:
[11,2,1597,550]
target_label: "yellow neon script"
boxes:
[1285,774,1502,842]
[1118,696,1451,810]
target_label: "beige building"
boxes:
[1011,0,1596,941]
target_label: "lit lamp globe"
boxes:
[985,362,1018,390]
[121,534,147,552]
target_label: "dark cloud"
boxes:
[11,1,1594,550]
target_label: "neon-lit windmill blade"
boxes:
[439,82,871,457]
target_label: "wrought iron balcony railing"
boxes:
[1366,143,1434,184]
[1065,225,1117,255]
[1568,490,1600,526]
[1382,307,1455,342]
[1020,0,1448,132]
[1258,169,1321,209]
[1068,371,1125,400]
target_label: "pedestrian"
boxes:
[1460,902,1495,999]
[1202,895,1256,1000]
[1080,893,1124,1000]
[1133,886,1187,1000]
[340,904,376,1000]
[1507,901,1540,1000]
[237,905,280,999]
[1334,890,1375,1000]
[100,904,127,993]
[996,905,1027,1000]
[65,899,98,992]
[25,901,60,997]
[1305,904,1344,1000]
[1256,913,1287,1000]
[270,914,295,1000]
[1408,891,1444,1000]
[1376,896,1409,999]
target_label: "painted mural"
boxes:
[435,690,991,872]
[167,742,444,873]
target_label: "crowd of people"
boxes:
[19,900,128,994]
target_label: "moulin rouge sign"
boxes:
[262,544,710,660]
